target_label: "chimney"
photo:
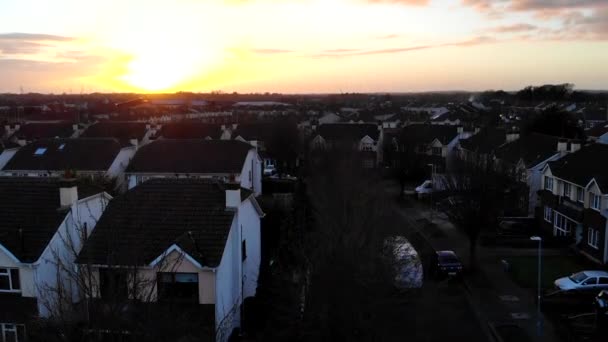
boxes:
[226,189,241,210]
[17,137,26,146]
[232,123,238,130]
[457,126,464,134]
[146,124,151,130]
[59,179,78,207]
[570,140,581,153]
[14,124,20,130]
[221,124,226,131]
[557,139,568,152]
[474,127,480,134]
[130,138,138,146]
[72,124,79,131]
[506,130,520,143]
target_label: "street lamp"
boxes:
[530,236,543,338]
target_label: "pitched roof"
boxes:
[80,122,147,146]
[548,143,608,191]
[126,139,252,174]
[399,124,459,145]
[76,179,236,268]
[10,122,75,140]
[495,133,559,167]
[316,123,380,141]
[585,123,608,138]
[0,178,104,263]
[459,127,506,153]
[233,123,276,142]
[159,123,223,140]
[3,138,122,172]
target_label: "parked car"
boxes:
[554,271,608,291]
[434,250,463,277]
[415,180,433,198]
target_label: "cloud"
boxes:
[365,0,429,5]
[489,23,537,33]
[0,33,74,41]
[377,34,403,39]
[313,35,494,57]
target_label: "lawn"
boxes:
[504,255,593,290]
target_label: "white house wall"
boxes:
[215,218,241,341]
[107,146,136,190]
[0,247,36,298]
[238,198,261,299]
[240,150,262,196]
[35,193,110,317]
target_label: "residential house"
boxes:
[586,123,608,144]
[310,123,383,168]
[458,127,508,165]
[0,138,135,189]
[125,140,262,195]
[0,178,110,337]
[75,179,264,341]
[397,124,466,173]
[157,122,227,140]
[494,133,565,215]
[538,143,608,264]
[6,122,80,146]
[80,121,154,147]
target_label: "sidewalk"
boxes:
[396,196,559,342]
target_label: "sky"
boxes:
[0,0,607,93]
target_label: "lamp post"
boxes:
[530,236,543,338]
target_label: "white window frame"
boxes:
[577,187,584,202]
[591,193,602,211]
[544,176,553,191]
[563,182,571,198]
[588,228,600,249]
[0,268,21,293]
[1,323,25,342]
[553,213,572,237]
[543,206,552,222]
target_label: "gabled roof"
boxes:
[459,127,506,153]
[547,143,608,192]
[494,133,560,168]
[316,123,379,141]
[159,123,223,140]
[80,122,147,146]
[76,179,238,268]
[585,123,608,138]
[0,178,104,263]
[232,123,276,142]
[399,124,458,145]
[10,122,75,140]
[126,139,252,174]
[3,138,122,172]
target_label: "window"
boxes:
[553,213,572,237]
[582,277,598,286]
[599,277,608,285]
[0,268,20,292]
[432,147,442,156]
[591,193,602,211]
[33,148,47,156]
[57,143,65,151]
[0,323,26,342]
[99,269,128,300]
[563,183,571,198]
[577,187,584,202]
[242,239,247,262]
[588,228,600,249]
[544,206,552,222]
[157,273,199,303]
[361,143,373,151]
[544,177,553,191]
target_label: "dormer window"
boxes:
[563,183,571,198]
[591,193,602,211]
[544,176,553,191]
[34,148,47,156]
[0,268,20,292]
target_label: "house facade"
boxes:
[76,179,264,341]
[310,123,383,168]
[538,144,608,264]
[125,139,262,195]
[0,179,110,338]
